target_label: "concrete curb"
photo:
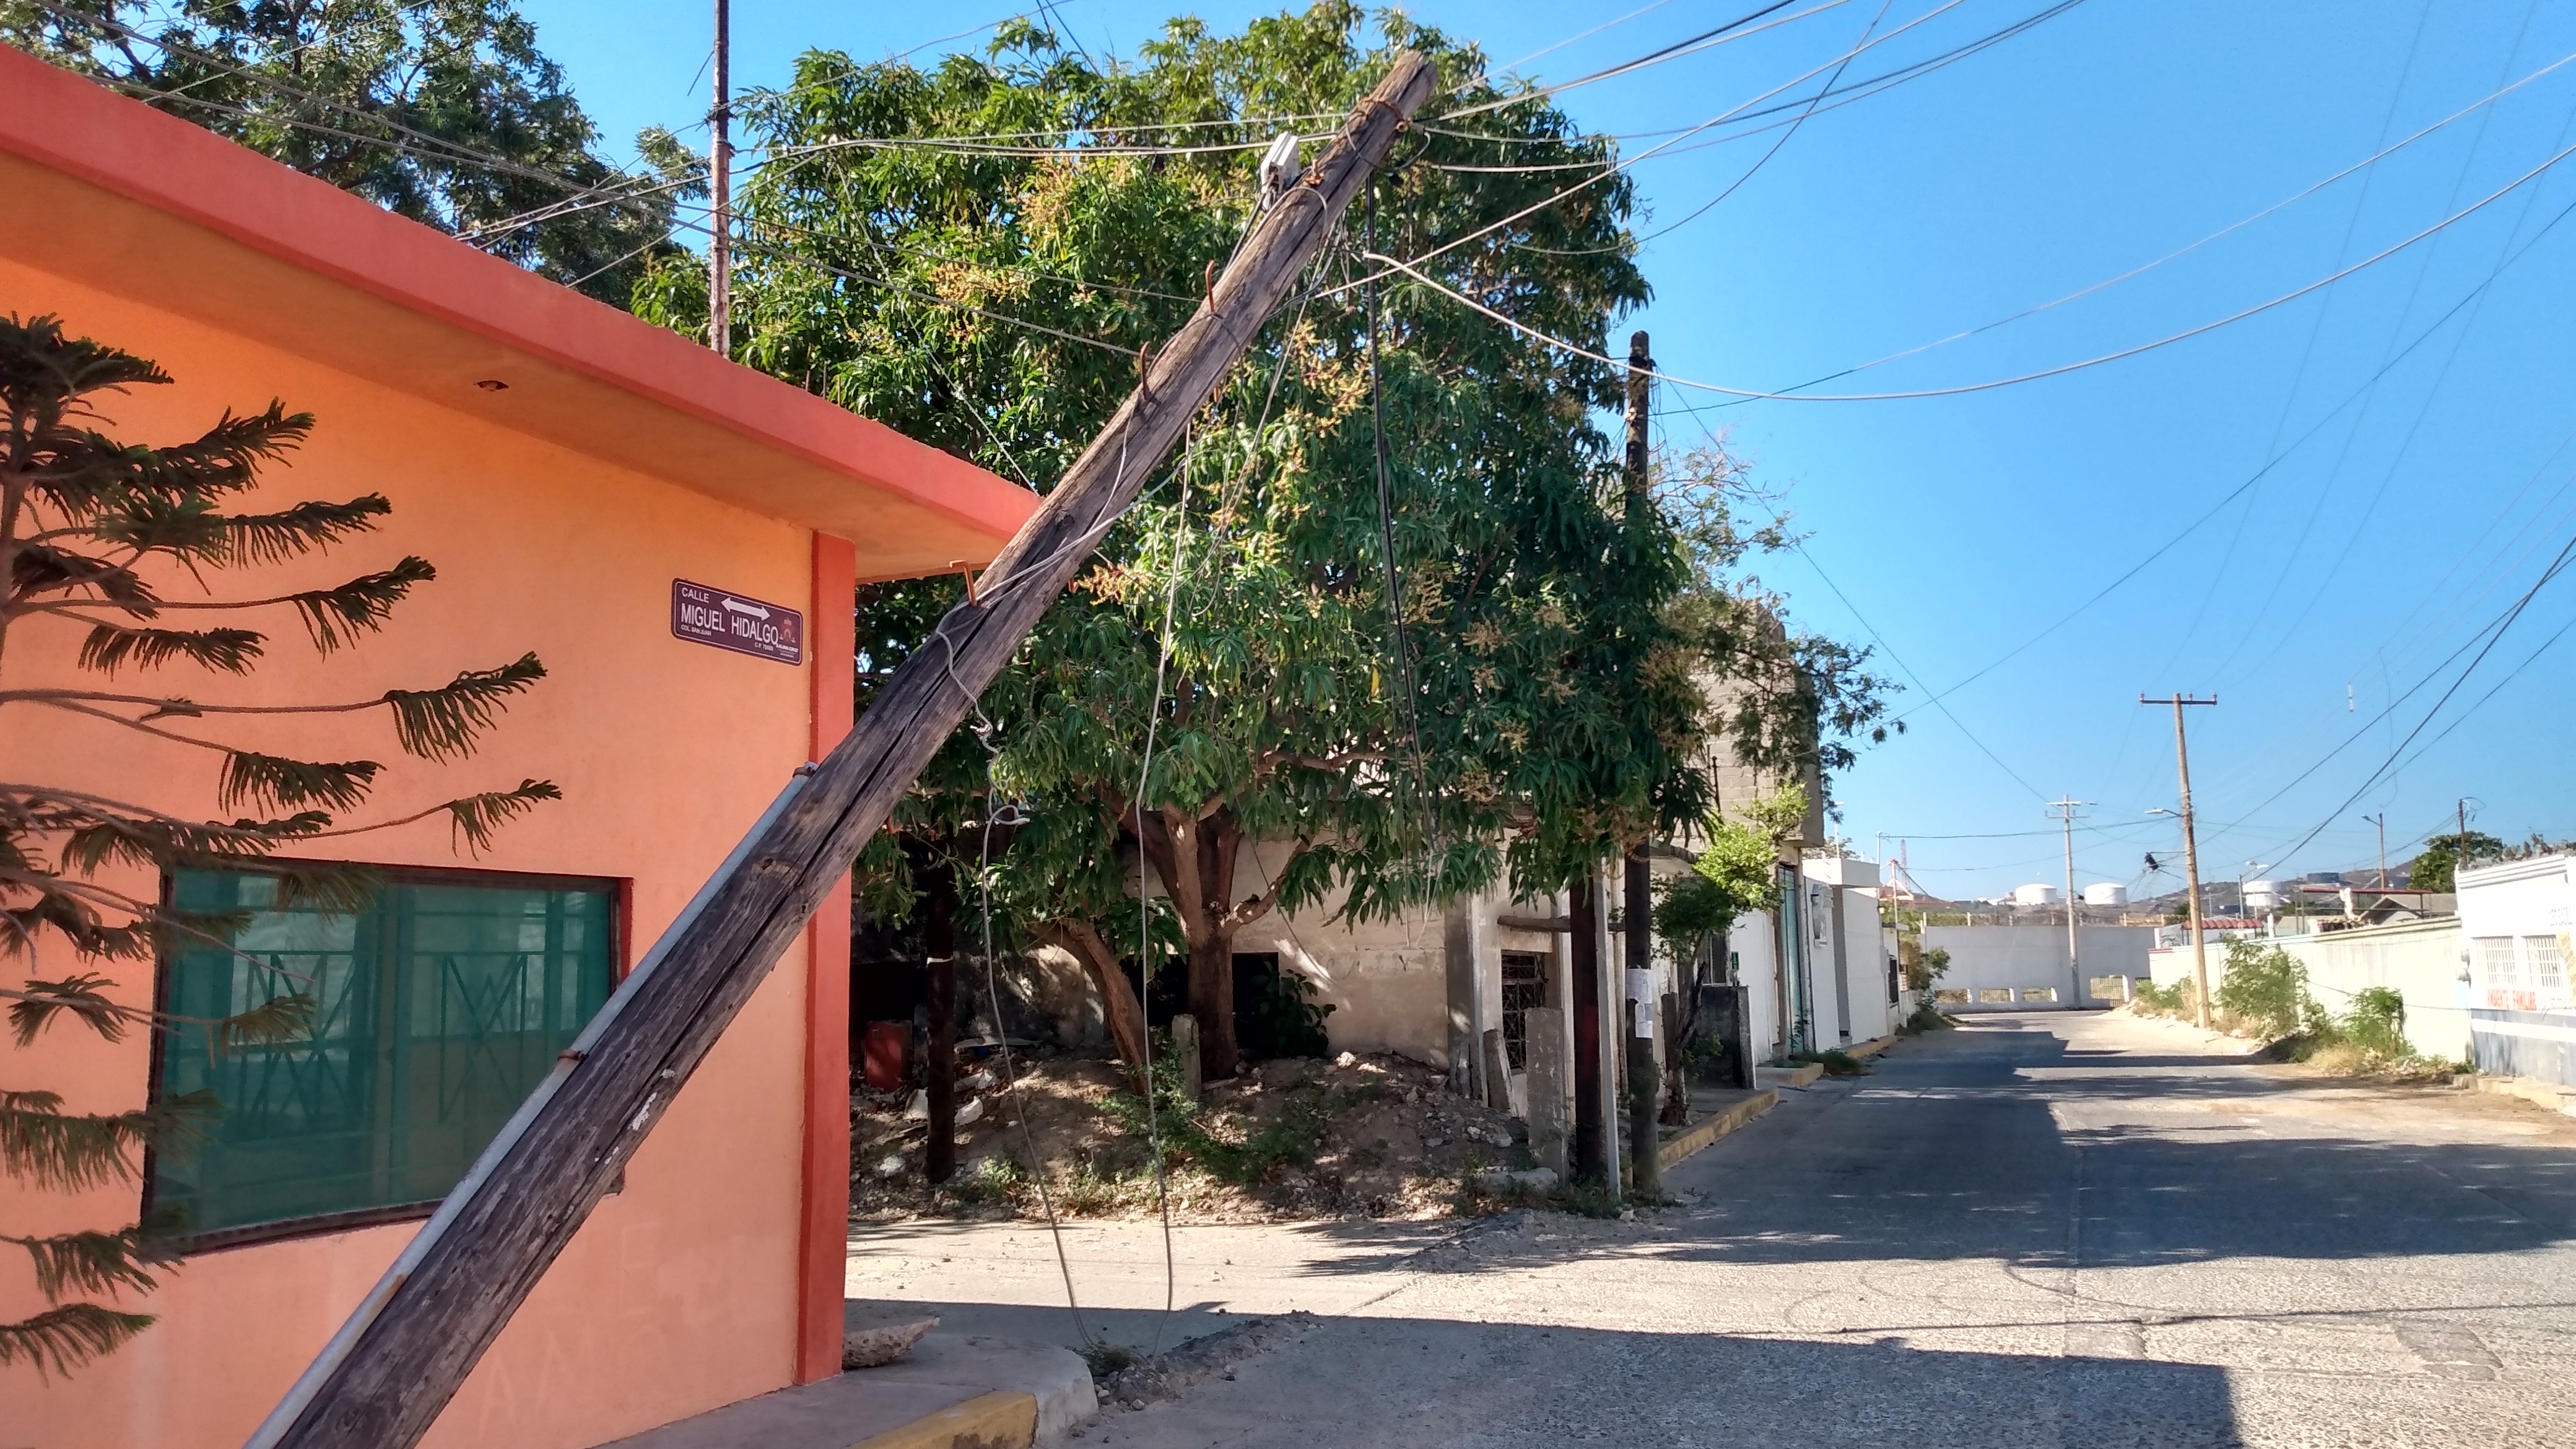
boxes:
[1658,1087,1780,1170]
[1846,1034,1900,1060]
[2474,1073,2576,1116]
[1755,1062,1824,1090]
[850,1390,1037,1449]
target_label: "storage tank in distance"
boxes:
[2012,882,2061,907]
[2082,882,2129,907]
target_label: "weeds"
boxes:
[1099,1051,1377,1189]
[1898,1002,1956,1034]
[1789,1048,1869,1077]
[1081,1343,1141,1378]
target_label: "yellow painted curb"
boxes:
[846,1390,1038,1449]
[1846,1035,1899,1060]
[1658,1088,1780,1170]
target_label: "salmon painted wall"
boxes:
[1,259,833,1447]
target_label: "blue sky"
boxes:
[521,0,2576,899]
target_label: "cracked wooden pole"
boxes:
[248,51,1436,1449]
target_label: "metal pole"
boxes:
[707,0,731,355]
[2050,796,2087,1006]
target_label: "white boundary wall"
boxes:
[1926,925,2154,1009]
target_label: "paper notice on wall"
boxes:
[1632,997,1655,1038]
[1625,968,1651,1003]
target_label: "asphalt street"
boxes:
[1004,1011,2576,1448]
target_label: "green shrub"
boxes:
[1236,957,1334,1060]
[1898,1002,1955,1034]
[2129,979,2182,1014]
[2344,986,2408,1056]
[2214,942,2311,1037]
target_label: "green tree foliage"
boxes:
[638,5,1770,1080]
[0,315,554,1373]
[3,0,693,305]
[2408,830,2505,891]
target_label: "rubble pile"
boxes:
[851,1049,1539,1222]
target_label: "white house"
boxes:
[2456,855,2576,1086]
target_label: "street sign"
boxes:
[671,578,802,664]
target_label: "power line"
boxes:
[2262,531,2576,869]
[1443,0,1846,116]
[1881,186,2576,728]
[1368,127,2576,402]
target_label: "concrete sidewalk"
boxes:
[840,1216,1461,1359]
[598,1307,1096,1449]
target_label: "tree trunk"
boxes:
[1134,803,1255,1082]
[921,859,958,1185]
[1042,920,1151,1079]
[1185,928,1239,1081]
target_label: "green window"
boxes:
[152,866,616,1240]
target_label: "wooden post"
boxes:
[1625,848,1661,1199]
[1480,1028,1510,1113]
[1569,872,1604,1184]
[921,859,958,1185]
[1172,1014,1203,1103]
[1524,1006,1569,1177]
[247,53,1437,1449]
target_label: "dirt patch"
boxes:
[851,1050,1537,1223]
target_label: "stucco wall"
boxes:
[1,263,826,1448]
[1926,926,2152,1009]
[2149,921,2473,1061]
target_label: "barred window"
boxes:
[152,866,616,1243]
[2523,936,2567,997]
[1500,952,1547,1071]
[2477,936,2522,994]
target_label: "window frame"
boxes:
[144,859,629,1255]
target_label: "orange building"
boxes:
[0,47,1036,1449]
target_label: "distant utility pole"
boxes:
[2141,694,2217,1028]
[2049,796,2090,1005]
[2456,798,2471,887]
[707,0,732,355]
[1622,329,1660,1199]
[2362,812,2387,890]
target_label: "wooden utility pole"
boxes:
[2142,694,2217,1029]
[246,53,1437,1449]
[707,0,732,355]
[2363,812,2387,890]
[1621,329,1660,1198]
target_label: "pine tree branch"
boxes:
[219,494,391,565]
[2,1221,180,1303]
[5,972,128,1045]
[219,751,381,813]
[0,1302,156,1379]
[15,557,435,651]
[383,654,546,759]
[0,1087,213,1191]
[73,616,266,674]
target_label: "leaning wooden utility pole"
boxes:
[2142,694,2216,1029]
[247,53,1436,1449]
[1621,329,1661,1199]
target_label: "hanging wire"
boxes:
[1128,416,1193,1355]
[1364,185,1444,890]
